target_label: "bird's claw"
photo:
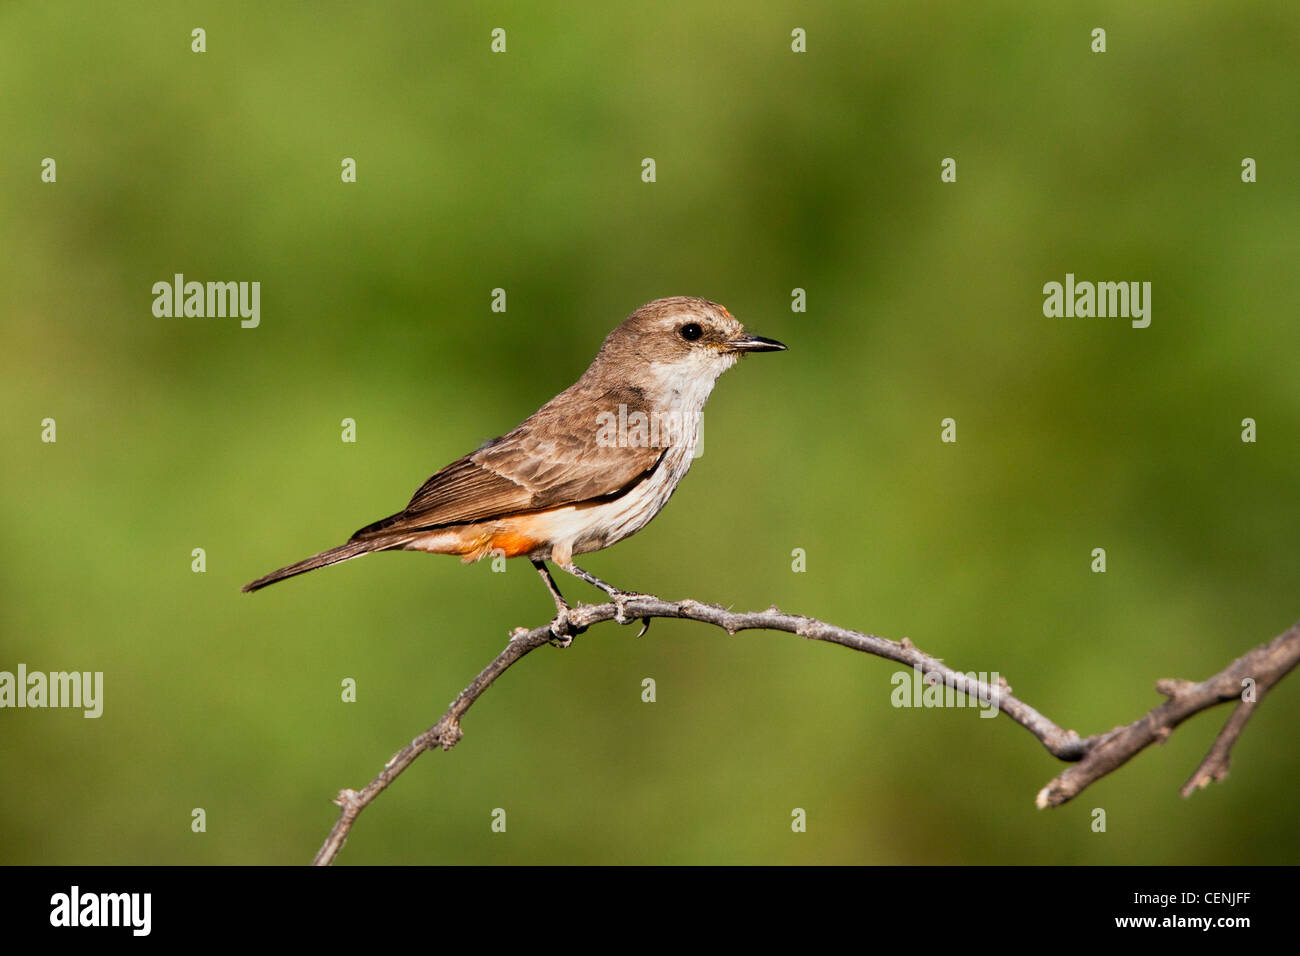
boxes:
[548,609,585,647]
[610,590,650,625]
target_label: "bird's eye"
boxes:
[679,323,703,341]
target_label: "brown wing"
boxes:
[350,384,665,541]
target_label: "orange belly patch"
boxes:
[401,506,586,563]
[488,530,542,558]
[403,523,545,563]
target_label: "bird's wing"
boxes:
[350,384,666,540]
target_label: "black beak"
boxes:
[727,333,787,354]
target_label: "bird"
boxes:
[242,296,786,637]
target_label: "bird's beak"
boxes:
[726,333,787,354]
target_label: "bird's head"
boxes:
[592,296,786,392]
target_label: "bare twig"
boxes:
[310,624,554,866]
[1037,622,1300,807]
[311,598,1300,865]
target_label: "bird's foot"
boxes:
[548,608,586,648]
[610,590,651,626]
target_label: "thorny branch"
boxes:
[311,598,1300,865]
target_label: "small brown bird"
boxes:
[243,296,785,633]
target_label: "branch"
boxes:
[310,622,553,866]
[311,597,1300,864]
[1036,622,1300,807]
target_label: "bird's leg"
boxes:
[533,558,571,612]
[532,559,582,647]
[559,562,651,632]
[558,562,624,596]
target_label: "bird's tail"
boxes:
[242,540,384,593]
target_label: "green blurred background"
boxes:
[3,1,1298,864]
